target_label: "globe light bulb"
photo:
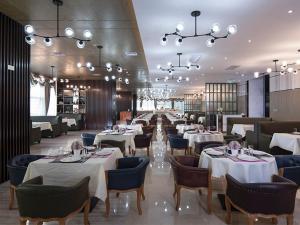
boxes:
[168,70,173,75]
[212,23,221,33]
[86,62,92,68]
[105,76,109,81]
[186,66,191,71]
[296,60,300,65]
[65,79,69,83]
[196,65,201,70]
[76,40,85,48]
[175,38,183,46]
[77,62,82,68]
[287,67,293,73]
[167,62,172,66]
[266,68,272,73]
[107,67,112,72]
[24,25,34,34]
[155,78,159,82]
[25,36,36,45]
[206,38,215,47]
[282,61,288,66]
[293,70,298,75]
[185,77,190,81]
[176,23,184,32]
[125,78,129,84]
[83,30,93,39]
[53,77,57,82]
[111,75,116,80]
[89,66,95,71]
[165,76,169,80]
[64,27,74,38]
[160,36,168,46]
[43,37,53,47]
[227,24,237,34]
[117,67,123,73]
[280,71,285,75]
[254,72,259,78]
[106,62,112,68]
[157,64,161,69]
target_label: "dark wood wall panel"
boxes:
[116,91,132,120]
[0,12,30,183]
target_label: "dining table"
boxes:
[231,124,254,137]
[183,131,224,149]
[62,118,77,127]
[117,124,143,135]
[269,132,300,155]
[165,113,186,125]
[94,131,136,154]
[32,122,52,131]
[132,113,153,125]
[23,147,123,201]
[176,124,203,134]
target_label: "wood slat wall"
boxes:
[0,12,30,183]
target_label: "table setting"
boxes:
[269,130,300,155]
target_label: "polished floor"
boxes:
[0,125,299,225]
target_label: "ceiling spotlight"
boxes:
[66,85,69,88]
[24,25,35,35]
[254,72,259,78]
[206,38,215,47]
[175,37,183,46]
[25,36,36,45]
[287,67,294,73]
[176,23,184,32]
[266,68,272,73]
[104,76,109,81]
[227,25,237,35]
[111,75,116,80]
[196,65,201,70]
[70,85,74,88]
[83,30,93,39]
[86,62,92,68]
[117,67,123,73]
[43,37,53,47]
[288,10,293,14]
[77,62,82,68]
[212,23,221,33]
[160,36,168,46]
[76,40,85,48]
[89,66,95,71]
[64,27,74,38]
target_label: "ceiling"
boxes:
[132,0,300,96]
[0,0,149,89]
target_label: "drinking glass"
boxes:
[293,128,298,133]
[97,140,102,151]
[248,145,254,156]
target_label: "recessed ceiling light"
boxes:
[210,66,214,70]
[248,39,252,43]
[224,57,228,60]
[288,10,293,14]
[125,51,138,56]
[241,74,245,77]
[201,73,205,76]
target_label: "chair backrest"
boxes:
[168,135,188,149]
[31,116,62,125]
[134,134,152,148]
[101,140,126,153]
[227,117,272,135]
[259,121,300,135]
[166,127,178,135]
[135,120,147,126]
[194,141,224,154]
[80,133,96,146]
[142,126,155,134]
[173,120,185,126]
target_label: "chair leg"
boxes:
[105,195,110,217]
[175,186,181,211]
[84,199,90,225]
[136,189,142,215]
[141,185,145,200]
[9,186,15,210]
[147,147,149,157]
[173,183,177,198]
[225,196,232,224]
[272,217,278,224]
[59,219,66,225]
[37,221,43,225]
[247,216,255,225]
[19,218,27,225]
[116,193,120,198]
[287,215,293,225]
[207,187,212,214]
[171,148,174,155]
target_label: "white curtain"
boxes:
[47,86,57,116]
[30,83,46,116]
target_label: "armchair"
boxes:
[16,176,90,225]
[275,155,300,186]
[30,126,41,145]
[169,155,212,213]
[168,134,189,155]
[135,120,147,126]
[134,134,152,156]
[194,141,224,155]
[225,174,298,225]
[81,133,96,146]
[105,157,150,216]
[7,154,45,209]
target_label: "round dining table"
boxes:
[183,131,224,149]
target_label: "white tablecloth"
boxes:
[199,149,278,183]
[117,124,143,135]
[94,132,135,152]
[32,122,52,131]
[269,133,300,155]
[176,124,202,134]
[183,132,224,148]
[62,118,77,127]
[132,113,153,125]
[231,124,254,137]
[166,113,185,124]
[222,114,243,132]
[23,148,123,201]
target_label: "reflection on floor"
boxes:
[0,125,299,225]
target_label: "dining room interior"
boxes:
[1,0,300,225]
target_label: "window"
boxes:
[47,86,57,116]
[30,83,46,116]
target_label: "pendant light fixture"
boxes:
[160,10,237,47]
[24,0,92,48]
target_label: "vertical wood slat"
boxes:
[0,12,30,183]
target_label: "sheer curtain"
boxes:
[30,83,46,116]
[47,86,57,116]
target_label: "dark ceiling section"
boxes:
[0,0,149,89]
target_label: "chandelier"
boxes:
[138,85,175,100]
[24,0,92,48]
[77,45,123,73]
[160,10,237,47]
[157,53,200,75]
[155,75,189,83]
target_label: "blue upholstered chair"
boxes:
[105,157,150,216]
[275,155,300,186]
[81,133,96,146]
[168,134,189,155]
[7,154,45,209]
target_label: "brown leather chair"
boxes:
[169,155,212,213]
[134,134,152,156]
[194,141,224,155]
[134,120,147,127]
[225,174,298,225]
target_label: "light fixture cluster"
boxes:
[77,61,123,73]
[265,59,299,76]
[65,84,91,90]
[104,76,129,84]
[160,10,237,47]
[31,66,57,84]
[155,75,189,83]
[137,85,175,100]
[24,0,92,48]
[157,53,200,76]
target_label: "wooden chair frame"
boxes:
[9,185,16,210]
[19,198,90,225]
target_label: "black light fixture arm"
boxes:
[159,53,200,72]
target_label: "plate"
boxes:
[205,149,224,156]
[187,131,198,134]
[84,146,96,151]
[237,154,260,162]
[251,150,268,156]
[95,148,114,156]
[60,156,81,163]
